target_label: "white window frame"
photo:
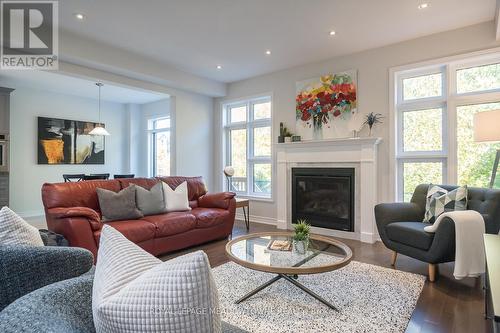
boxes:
[393,49,500,201]
[148,116,171,177]
[223,96,273,199]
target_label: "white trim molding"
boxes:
[235,213,277,226]
[496,0,500,41]
[275,137,382,244]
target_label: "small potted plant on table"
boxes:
[292,219,311,254]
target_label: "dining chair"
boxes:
[113,174,135,179]
[62,174,85,182]
[83,174,110,181]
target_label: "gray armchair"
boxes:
[0,245,246,333]
[375,184,500,281]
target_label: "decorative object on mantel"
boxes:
[292,219,310,255]
[295,70,357,141]
[278,122,294,143]
[291,135,301,142]
[223,166,235,192]
[89,83,110,136]
[473,109,500,188]
[363,112,384,137]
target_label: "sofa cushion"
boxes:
[95,219,156,244]
[42,180,121,211]
[157,176,207,201]
[142,212,196,237]
[191,208,230,229]
[162,181,191,212]
[119,177,159,190]
[96,185,143,222]
[92,225,221,333]
[386,222,435,251]
[135,182,166,216]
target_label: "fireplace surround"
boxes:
[292,167,354,232]
[276,137,381,243]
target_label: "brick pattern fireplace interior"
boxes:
[292,167,354,232]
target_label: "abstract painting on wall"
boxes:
[37,117,105,164]
[296,70,358,140]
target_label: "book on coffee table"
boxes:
[267,239,292,251]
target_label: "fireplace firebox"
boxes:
[292,168,354,232]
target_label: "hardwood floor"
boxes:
[160,220,492,333]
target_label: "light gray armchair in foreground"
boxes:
[0,245,246,333]
[375,184,500,282]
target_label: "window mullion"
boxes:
[247,107,252,196]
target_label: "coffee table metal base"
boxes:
[235,274,338,311]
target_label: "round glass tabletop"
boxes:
[225,231,352,275]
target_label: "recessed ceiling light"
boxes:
[329,31,336,36]
[74,13,85,20]
[418,3,429,9]
[265,50,271,55]
[216,65,222,70]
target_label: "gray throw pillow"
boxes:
[135,182,166,216]
[423,185,468,223]
[96,185,143,222]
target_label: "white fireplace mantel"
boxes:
[276,137,382,243]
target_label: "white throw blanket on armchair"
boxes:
[423,210,485,280]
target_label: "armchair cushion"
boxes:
[0,272,95,333]
[386,222,435,251]
[423,185,468,223]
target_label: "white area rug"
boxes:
[212,257,425,333]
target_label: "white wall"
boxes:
[129,99,171,178]
[173,90,214,191]
[128,93,214,191]
[9,87,128,216]
[214,21,500,223]
[55,62,217,191]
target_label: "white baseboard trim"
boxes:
[235,213,277,226]
[18,211,45,219]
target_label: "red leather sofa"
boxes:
[41,176,236,261]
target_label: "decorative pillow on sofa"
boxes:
[96,185,143,222]
[423,185,468,223]
[0,206,44,246]
[92,225,221,333]
[135,182,166,216]
[162,181,191,212]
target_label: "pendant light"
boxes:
[89,82,110,136]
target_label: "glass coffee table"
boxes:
[225,231,352,311]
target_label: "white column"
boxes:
[276,150,288,229]
[359,143,378,243]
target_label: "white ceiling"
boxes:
[59,0,496,83]
[0,70,169,104]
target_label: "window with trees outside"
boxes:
[148,117,171,177]
[223,96,272,198]
[395,53,500,202]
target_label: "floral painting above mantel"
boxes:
[295,70,357,140]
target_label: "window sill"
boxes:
[235,195,274,203]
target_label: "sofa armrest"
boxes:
[47,207,101,230]
[198,192,236,209]
[0,246,93,312]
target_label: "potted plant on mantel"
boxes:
[292,219,311,254]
